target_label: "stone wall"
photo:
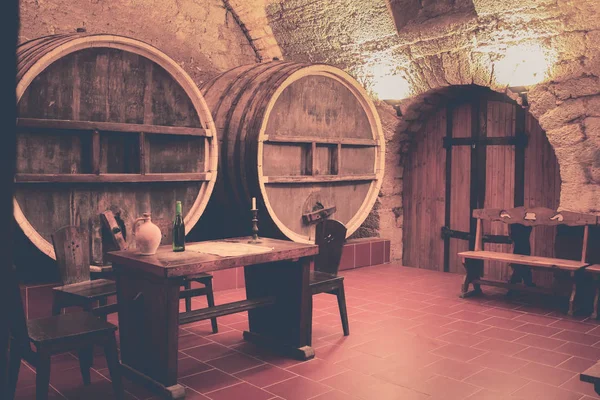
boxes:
[257,0,600,262]
[17,0,600,263]
[18,0,258,85]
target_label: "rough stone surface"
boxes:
[224,0,283,61]
[259,0,600,261]
[18,0,600,262]
[18,0,258,85]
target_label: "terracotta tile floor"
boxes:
[13,264,600,399]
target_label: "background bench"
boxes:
[458,207,598,315]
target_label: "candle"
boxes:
[252,197,256,210]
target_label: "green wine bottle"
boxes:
[173,201,185,252]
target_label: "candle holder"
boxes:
[248,208,261,244]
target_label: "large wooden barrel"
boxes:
[15,34,217,262]
[200,62,384,243]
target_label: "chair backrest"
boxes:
[314,219,347,276]
[9,264,30,344]
[472,207,598,227]
[51,226,90,285]
[472,206,598,263]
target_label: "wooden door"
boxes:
[403,87,561,285]
[402,107,446,271]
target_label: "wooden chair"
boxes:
[311,219,349,336]
[180,275,218,333]
[6,266,123,400]
[51,226,117,317]
[101,211,218,333]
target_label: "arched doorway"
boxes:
[402,86,561,286]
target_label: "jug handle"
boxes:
[133,217,145,235]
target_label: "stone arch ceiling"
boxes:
[230,0,600,215]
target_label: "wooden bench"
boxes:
[458,207,598,315]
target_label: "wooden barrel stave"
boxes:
[200,62,384,243]
[15,34,217,262]
[232,63,306,207]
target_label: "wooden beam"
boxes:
[15,172,212,184]
[16,117,211,137]
[179,297,275,325]
[264,174,376,184]
[264,135,376,146]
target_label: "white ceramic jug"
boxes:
[134,213,162,255]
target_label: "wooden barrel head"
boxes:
[201,62,384,243]
[15,34,218,260]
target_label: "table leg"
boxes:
[115,265,185,399]
[243,257,314,360]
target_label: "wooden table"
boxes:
[107,237,318,399]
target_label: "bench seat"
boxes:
[459,251,588,271]
[586,264,600,274]
[458,207,597,316]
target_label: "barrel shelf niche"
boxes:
[200,61,385,243]
[15,34,218,263]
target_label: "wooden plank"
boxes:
[179,297,276,325]
[458,250,588,270]
[473,207,597,226]
[16,117,210,137]
[443,104,453,272]
[15,172,212,183]
[310,142,317,175]
[448,103,473,274]
[483,100,514,283]
[139,132,147,175]
[426,107,445,271]
[264,135,376,146]
[264,174,376,184]
[334,143,341,175]
[524,112,561,288]
[91,130,100,175]
[402,106,446,271]
[514,106,526,206]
